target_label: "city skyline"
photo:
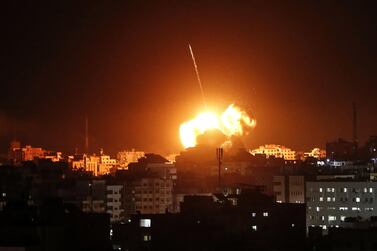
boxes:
[1,2,377,250]
[1,1,376,155]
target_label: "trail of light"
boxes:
[189,44,207,110]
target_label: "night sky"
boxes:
[1,1,377,155]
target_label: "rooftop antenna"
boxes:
[85,116,89,154]
[353,102,358,145]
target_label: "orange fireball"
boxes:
[179,104,256,148]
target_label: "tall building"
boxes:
[273,175,305,203]
[306,181,377,233]
[106,185,124,223]
[120,153,175,215]
[124,178,173,215]
[250,144,296,160]
[82,180,106,214]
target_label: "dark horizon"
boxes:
[1,1,377,155]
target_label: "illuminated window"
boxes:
[252,212,256,217]
[263,212,269,217]
[364,188,368,193]
[352,207,360,211]
[319,197,323,201]
[340,216,346,221]
[370,188,373,193]
[143,235,151,241]
[327,197,331,202]
[252,225,257,231]
[339,207,348,210]
[355,197,361,203]
[319,188,323,192]
[140,219,151,228]
[328,216,336,221]
[342,188,348,193]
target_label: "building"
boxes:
[165,153,178,163]
[304,148,326,159]
[70,150,117,176]
[273,175,305,203]
[106,185,124,223]
[22,145,45,161]
[0,200,111,251]
[326,138,357,160]
[107,185,123,222]
[8,142,46,164]
[250,144,296,160]
[98,150,117,174]
[306,181,377,233]
[44,151,63,162]
[7,139,21,164]
[120,153,175,215]
[146,163,177,181]
[69,154,84,169]
[81,180,106,214]
[113,188,306,251]
[84,155,101,175]
[117,149,145,169]
[124,177,173,215]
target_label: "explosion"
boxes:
[179,104,256,148]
